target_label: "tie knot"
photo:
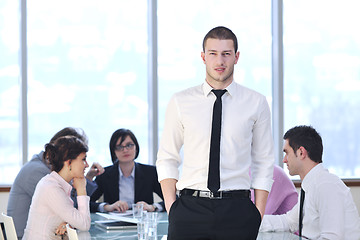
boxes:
[212,89,227,99]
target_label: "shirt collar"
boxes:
[202,80,235,97]
[118,164,135,178]
[50,171,73,196]
[301,163,324,192]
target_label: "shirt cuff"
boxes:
[77,195,90,211]
[259,216,273,232]
[251,177,274,192]
[153,202,163,212]
[98,202,107,212]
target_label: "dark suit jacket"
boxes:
[90,161,164,212]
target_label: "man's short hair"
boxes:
[50,127,88,145]
[283,125,323,163]
[45,127,88,162]
[202,26,238,53]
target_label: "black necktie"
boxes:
[299,188,305,237]
[207,89,227,193]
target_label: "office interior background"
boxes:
[0,0,359,212]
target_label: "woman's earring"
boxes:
[70,166,72,171]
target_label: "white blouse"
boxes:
[23,171,90,240]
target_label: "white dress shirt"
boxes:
[23,171,90,240]
[260,164,360,240]
[156,81,274,192]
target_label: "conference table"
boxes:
[78,213,301,239]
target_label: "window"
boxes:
[284,0,360,178]
[158,0,272,134]
[0,0,21,184]
[1,0,360,185]
[26,0,148,176]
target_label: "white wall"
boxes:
[0,192,9,214]
[352,187,360,212]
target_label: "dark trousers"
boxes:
[168,195,261,240]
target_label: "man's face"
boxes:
[283,139,301,176]
[201,38,239,88]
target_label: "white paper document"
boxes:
[96,211,138,224]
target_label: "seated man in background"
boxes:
[7,127,104,239]
[260,125,360,239]
[251,164,298,215]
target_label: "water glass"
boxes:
[145,212,158,240]
[137,217,148,240]
[132,203,144,219]
[137,212,158,240]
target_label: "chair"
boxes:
[0,213,17,240]
[66,224,79,240]
[0,224,4,240]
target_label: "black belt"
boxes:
[180,188,250,199]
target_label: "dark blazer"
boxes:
[90,161,164,212]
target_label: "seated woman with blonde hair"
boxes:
[23,136,91,240]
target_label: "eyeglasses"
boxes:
[114,143,135,152]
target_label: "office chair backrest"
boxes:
[0,213,17,240]
[0,223,5,240]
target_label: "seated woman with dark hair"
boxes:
[23,136,91,240]
[8,127,103,239]
[90,128,164,213]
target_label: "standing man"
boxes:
[260,125,360,239]
[156,26,274,239]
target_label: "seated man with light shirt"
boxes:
[90,128,165,213]
[260,125,360,239]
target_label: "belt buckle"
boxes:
[209,191,222,199]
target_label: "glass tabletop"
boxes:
[77,213,300,240]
